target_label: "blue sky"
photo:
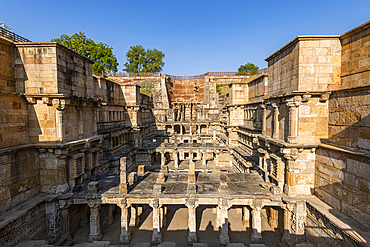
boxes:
[2,0,369,75]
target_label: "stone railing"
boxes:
[257,149,285,189]
[0,27,31,42]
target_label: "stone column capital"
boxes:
[91,102,101,111]
[118,198,129,209]
[251,199,263,211]
[217,198,230,209]
[185,198,199,209]
[58,196,71,209]
[53,98,69,111]
[150,198,160,209]
[75,102,86,111]
[25,96,37,104]
[286,96,302,107]
[285,203,295,212]
[87,199,100,208]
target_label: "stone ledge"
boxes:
[0,194,57,228]
[307,196,370,246]
[319,143,370,158]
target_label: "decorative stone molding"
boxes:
[319,92,331,102]
[52,99,69,111]
[42,97,52,105]
[25,96,37,104]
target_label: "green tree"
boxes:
[124,45,165,73]
[238,63,259,73]
[51,32,118,74]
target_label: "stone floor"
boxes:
[71,205,282,247]
[98,172,273,198]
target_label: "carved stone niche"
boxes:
[68,153,85,188]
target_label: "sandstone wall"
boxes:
[28,100,96,143]
[315,145,370,229]
[298,38,341,91]
[0,38,15,93]
[341,21,370,89]
[247,74,267,104]
[0,38,30,149]
[15,43,94,97]
[171,78,205,102]
[0,147,40,213]
[266,41,299,97]
[297,97,329,144]
[229,83,248,105]
[266,36,341,97]
[0,94,30,148]
[328,89,370,151]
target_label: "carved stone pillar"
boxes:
[286,97,301,144]
[291,202,306,242]
[53,99,67,142]
[92,103,100,136]
[75,102,86,139]
[174,150,179,168]
[88,200,102,241]
[202,151,206,166]
[103,204,114,226]
[264,153,270,183]
[215,150,219,167]
[180,124,183,135]
[186,199,198,244]
[45,199,60,244]
[119,156,128,194]
[283,154,299,196]
[282,204,293,241]
[261,104,266,135]
[129,204,140,226]
[218,199,230,245]
[119,199,131,244]
[161,151,165,167]
[251,200,263,244]
[58,195,72,243]
[151,199,162,245]
[272,103,279,139]
[188,158,196,183]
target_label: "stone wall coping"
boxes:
[307,196,370,246]
[257,134,319,149]
[265,35,340,62]
[94,75,122,90]
[14,42,94,64]
[238,73,268,84]
[0,194,57,229]
[0,136,103,155]
[319,143,370,158]
[341,20,370,39]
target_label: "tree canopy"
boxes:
[124,45,165,73]
[238,63,259,73]
[51,32,118,74]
